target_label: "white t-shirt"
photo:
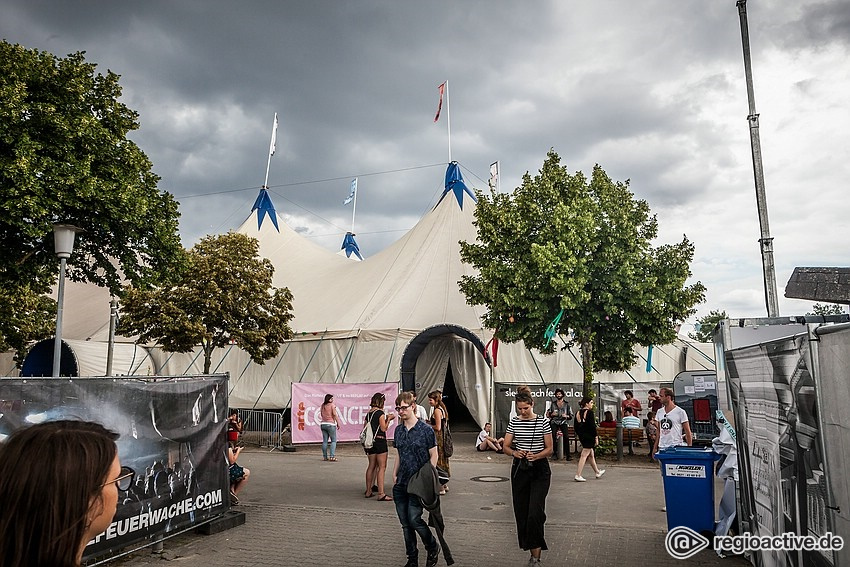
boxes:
[415,403,428,422]
[477,430,488,446]
[656,405,689,449]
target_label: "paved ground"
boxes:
[113,434,748,567]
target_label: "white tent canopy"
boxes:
[15,164,715,427]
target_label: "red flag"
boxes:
[433,82,446,122]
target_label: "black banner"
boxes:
[493,383,593,436]
[0,376,229,560]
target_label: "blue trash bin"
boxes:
[655,446,722,534]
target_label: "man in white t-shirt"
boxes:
[653,387,693,454]
[412,391,429,424]
[476,422,505,452]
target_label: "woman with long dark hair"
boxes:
[0,420,133,567]
[427,390,451,495]
[503,390,553,565]
[574,396,605,482]
[364,392,395,500]
[320,393,340,461]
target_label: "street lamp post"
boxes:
[52,224,82,377]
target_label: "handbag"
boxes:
[442,418,454,458]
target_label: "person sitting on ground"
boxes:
[599,411,617,428]
[476,422,505,452]
[227,442,250,504]
[621,407,641,429]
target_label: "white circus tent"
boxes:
[16,163,715,427]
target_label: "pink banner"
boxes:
[291,382,399,444]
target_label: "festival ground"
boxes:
[114,432,749,567]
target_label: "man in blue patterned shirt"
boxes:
[393,391,440,567]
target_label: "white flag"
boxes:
[488,161,500,190]
[269,113,279,157]
[344,178,357,205]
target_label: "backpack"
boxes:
[442,418,454,458]
[360,411,375,449]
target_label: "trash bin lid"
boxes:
[655,446,721,462]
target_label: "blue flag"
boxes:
[343,178,357,205]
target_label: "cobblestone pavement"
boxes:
[112,436,749,567]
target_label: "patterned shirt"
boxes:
[394,419,437,487]
[506,415,550,453]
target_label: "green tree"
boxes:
[459,150,705,396]
[118,232,295,374]
[0,41,183,348]
[689,309,728,343]
[807,303,845,316]
[0,284,55,365]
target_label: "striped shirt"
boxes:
[506,415,550,453]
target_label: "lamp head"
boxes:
[53,224,83,259]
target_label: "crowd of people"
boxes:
[0,386,692,566]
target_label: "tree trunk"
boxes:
[580,338,594,398]
[203,341,213,374]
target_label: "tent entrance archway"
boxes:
[399,324,492,429]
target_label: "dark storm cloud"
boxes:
[3,0,849,320]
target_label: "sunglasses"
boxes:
[105,466,136,491]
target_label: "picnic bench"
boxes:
[553,426,647,456]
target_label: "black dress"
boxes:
[574,408,597,449]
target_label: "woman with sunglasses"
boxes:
[0,420,133,567]
[363,392,395,500]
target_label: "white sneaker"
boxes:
[595,469,606,478]
[661,506,666,512]
[574,475,586,482]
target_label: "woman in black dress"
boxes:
[573,396,605,482]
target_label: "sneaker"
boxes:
[574,475,586,482]
[595,469,606,478]
[425,545,440,567]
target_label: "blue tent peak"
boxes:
[438,162,477,209]
[341,232,363,260]
[252,188,280,232]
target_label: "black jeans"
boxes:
[393,483,438,561]
[511,457,551,551]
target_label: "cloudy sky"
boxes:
[4,1,849,329]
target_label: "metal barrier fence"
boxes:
[234,409,286,448]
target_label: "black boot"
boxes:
[426,545,440,567]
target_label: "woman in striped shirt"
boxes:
[503,390,553,566]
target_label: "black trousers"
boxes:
[511,457,551,551]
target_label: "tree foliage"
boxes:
[689,309,728,343]
[118,233,295,373]
[807,303,845,316]
[0,284,55,364]
[0,41,184,361]
[459,150,705,395]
